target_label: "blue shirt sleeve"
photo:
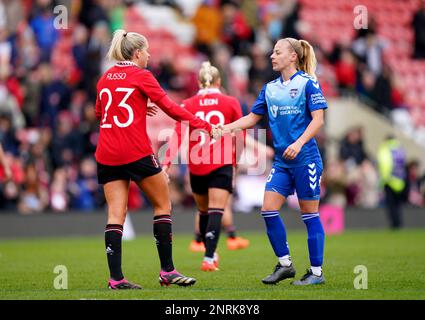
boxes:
[306,79,328,112]
[250,85,267,115]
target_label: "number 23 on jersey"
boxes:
[99,87,135,128]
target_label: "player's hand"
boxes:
[283,140,303,160]
[211,125,223,140]
[221,124,232,134]
[147,100,158,117]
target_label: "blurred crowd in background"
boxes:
[0,0,424,214]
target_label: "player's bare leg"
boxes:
[105,180,130,225]
[137,171,196,286]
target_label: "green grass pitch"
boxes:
[1,229,424,300]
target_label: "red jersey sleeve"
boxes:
[138,70,167,102]
[139,70,211,133]
[155,95,212,133]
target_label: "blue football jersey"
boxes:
[251,71,327,168]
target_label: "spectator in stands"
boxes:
[50,111,82,169]
[339,126,368,166]
[377,135,407,229]
[390,75,407,110]
[15,22,40,75]
[0,143,11,182]
[1,0,24,36]
[78,0,110,30]
[18,162,49,214]
[357,69,375,105]
[0,2,5,30]
[155,57,179,90]
[26,137,51,187]
[38,63,71,128]
[29,0,59,62]
[191,0,222,55]
[0,113,20,156]
[322,159,348,208]
[69,156,100,210]
[352,23,387,76]
[355,159,380,208]
[248,44,275,94]
[0,179,19,210]
[339,127,372,206]
[211,44,232,91]
[20,66,42,127]
[0,66,26,131]
[0,26,11,68]
[86,21,111,97]
[413,0,425,59]
[405,160,425,207]
[279,0,300,40]
[72,24,90,89]
[0,148,24,210]
[50,167,69,212]
[220,1,253,56]
[79,101,99,156]
[334,48,357,94]
[370,64,394,115]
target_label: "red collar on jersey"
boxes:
[115,61,138,67]
[197,88,221,95]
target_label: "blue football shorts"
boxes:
[264,161,323,200]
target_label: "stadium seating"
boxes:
[299,0,425,140]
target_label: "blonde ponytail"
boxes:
[106,29,148,61]
[299,40,317,79]
[198,61,220,89]
[284,38,317,79]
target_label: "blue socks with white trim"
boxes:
[261,210,325,275]
[261,211,291,264]
[302,212,325,275]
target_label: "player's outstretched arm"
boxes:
[223,112,263,133]
[155,95,212,133]
[138,70,212,134]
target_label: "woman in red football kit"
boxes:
[162,62,244,271]
[95,30,214,289]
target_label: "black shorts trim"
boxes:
[189,165,234,195]
[97,155,162,185]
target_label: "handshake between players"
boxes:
[211,124,232,140]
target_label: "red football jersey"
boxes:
[95,61,212,165]
[163,88,243,175]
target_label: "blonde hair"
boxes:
[284,38,317,79]
[198,61,220,89]
[106,29,148,61]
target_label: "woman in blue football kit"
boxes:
[222,38,327,285]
